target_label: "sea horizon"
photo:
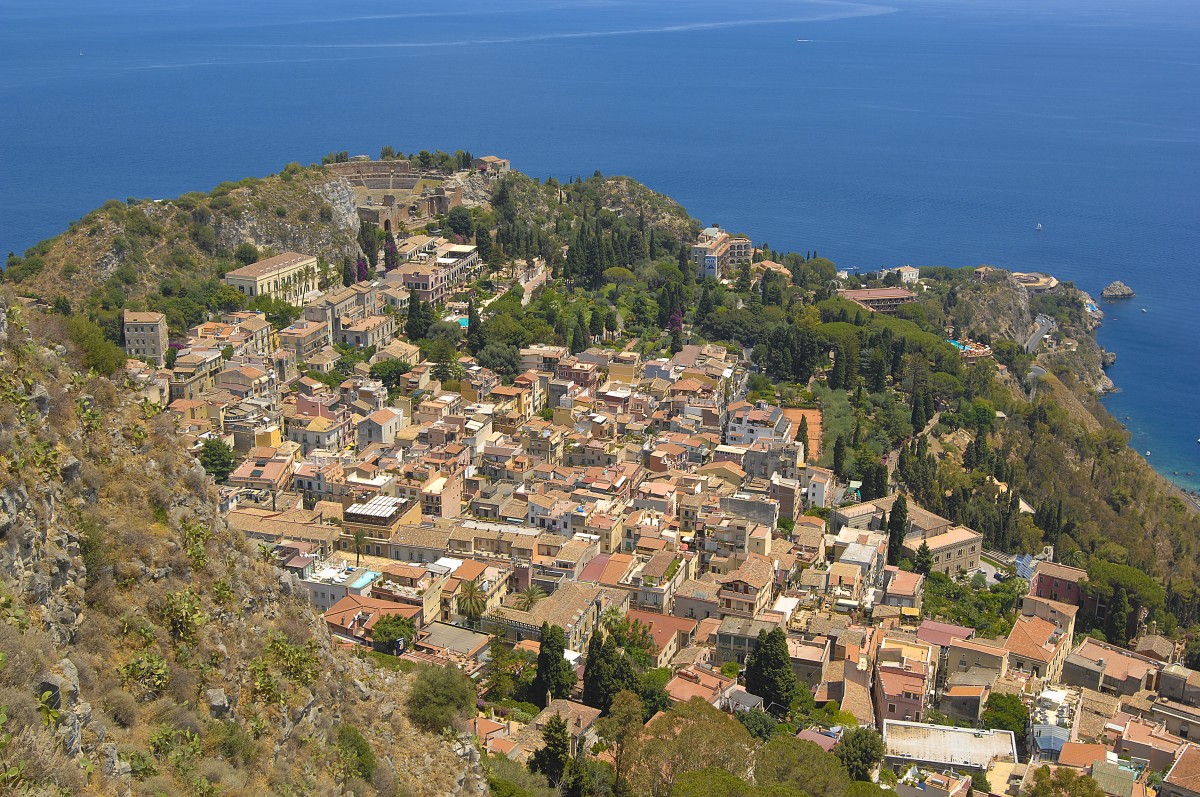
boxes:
[2,0,1197,489]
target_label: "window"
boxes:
[888,703,896,714]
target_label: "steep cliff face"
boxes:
[0,295,484,797]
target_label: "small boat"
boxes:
[1036,223,1042,231]
[1142,308,1148,313]
[1146,451,1151,456]
[79,50,83,56]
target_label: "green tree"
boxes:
[744,628,799,718]
[635,667,673,722]
[582,631,615,712]
[516,585,547,611]
[351,524,368,567]
[371,613,415,654]
[981,692,1027,736]
[529,713,571,785]
[466,298,486,354]
[756,735,851,797]
[66,315,127,374]
[406,295,433,340]
[1107,585,1131,646]
[531,623,576,706]
[234,242,260,266]
[406,664,476,733]
[887,493,908,566]
[199,438,236,482]
[1026,765,1105,797]
[447,206,474,238]
[835,727,885,782]
[598,690,644,797]
[477,342,522,382]
[833,435,848,480]
[914,540,933,576]
[735,262,752,293]
[797,415,810,455]
[736,707,778,741]
[369,358,411,389]
[457,579,487,630]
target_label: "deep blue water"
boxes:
[2,0,1198,490]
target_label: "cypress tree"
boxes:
[797,415,810,456]
[833,435,847,479]
[531,623,576,707]
[888,494,909,566]
[581,632,614,711]
[744,628,799,718]
[570,320,587,354]
[405,296,428,340]
[465,299,485,354]
[529,713,571,784]
[914,540,933,575]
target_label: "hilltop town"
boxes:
[3,153,1199,797]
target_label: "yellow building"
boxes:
[223,252,318,304]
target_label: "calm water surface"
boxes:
[1,0,1197,488]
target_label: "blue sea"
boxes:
[2,0,1198,490]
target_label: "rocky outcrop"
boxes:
[1102,280,1135,299]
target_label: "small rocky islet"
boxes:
[1101,280,1135,299]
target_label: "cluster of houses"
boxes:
[115,224,1200,796]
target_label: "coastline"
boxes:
[1089,291,1200,498]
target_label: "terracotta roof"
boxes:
[1058,742,1109,769]
[1166,744,1200,793]
[1005,615,1061,663]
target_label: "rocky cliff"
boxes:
[0,294,485,796]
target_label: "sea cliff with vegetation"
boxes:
[1,152,1198,796]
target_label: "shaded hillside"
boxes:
[0,294,484,796]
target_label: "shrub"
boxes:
[213,721,256,766]
[65,315,125,374]
[120,653,170,699]
[103,688,138,728]
[406,664,475,733]
[334,723,376,781]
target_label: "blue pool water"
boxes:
[0,0,1197,489]
[351,571,381,591]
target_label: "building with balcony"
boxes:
[223,252,318,303]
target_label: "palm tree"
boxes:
[515,585,547,612]
[458,579,487,630]
[600,605,624,634]
[1063,549,1086,568]
[351,526,368,567]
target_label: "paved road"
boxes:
[1025,315,1056,354]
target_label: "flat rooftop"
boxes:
[884,721,1017,770]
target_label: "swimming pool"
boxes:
[351,571,381,590]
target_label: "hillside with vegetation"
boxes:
[3,152,1200,794]
[0,296,485,796]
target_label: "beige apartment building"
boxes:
[903,525,983,576]
[223,252,318,303]
[279,319,331,364]
[123,310,169,367]
[691,226,753,280]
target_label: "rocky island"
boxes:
[1101,280,1135,299]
